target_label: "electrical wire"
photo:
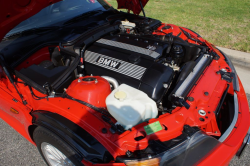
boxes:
[28,86,48,100]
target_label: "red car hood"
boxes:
[116,0,148,15]
[0,0,147,41]
[0,0,61,41]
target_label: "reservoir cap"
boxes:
[114,91,127,101]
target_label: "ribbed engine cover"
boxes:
[84,34,174,102]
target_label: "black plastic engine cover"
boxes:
[84,34,174,102]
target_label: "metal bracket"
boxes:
[43,82,53,96]
[171,95,190,110]
[217,70,233,83]
[211,51,220,60]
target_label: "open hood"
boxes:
[0,0,148,41]
[116,0,148,15]
[0,0,61,41]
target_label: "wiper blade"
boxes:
[63,10,103,25]
[4,26,60,39]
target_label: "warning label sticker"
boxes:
[144,121,163,135]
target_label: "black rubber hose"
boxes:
[64,59,71,66]
[64,94,111,117]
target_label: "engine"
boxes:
[84,34,174,102]
[62,17,207,131]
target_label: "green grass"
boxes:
[106,0,250,53]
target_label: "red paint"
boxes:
[66,76,111,108]
[153,23,207,45]
[153,24,188,40]
[0,0,61,41]
[198,80,250,166]
[117,0,148,15]
[0,76,34,145]
[15,46,54,71]
[0,22,249,166]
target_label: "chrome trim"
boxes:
[41,142,75,166]
[218,92,239,142]
[247,132,250,145]
[101,76,119,89]
[244,127,250,145]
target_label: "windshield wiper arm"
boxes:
[63,10,103,25]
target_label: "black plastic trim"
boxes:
[183,27,202,38]
[117,127,219,166]
[15,70,47,94]
[216,48,240,92]
[31,111,113,163]
[215,84,230,118]
[10,42,60,68]
[218,92,239,142]
[14,46,80,94]
[51,45,80,89]
[65,23,120,48]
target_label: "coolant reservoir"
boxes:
[121,19,136,29]
[106,84,158,130]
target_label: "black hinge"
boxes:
[211,51,220,60]
[171,95,190,110]
[217,70,233,83]
[43,82,53,95]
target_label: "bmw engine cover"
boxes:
[84,34,174,102]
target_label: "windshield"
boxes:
[5,0,111,37]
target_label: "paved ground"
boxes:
[0,118,46,166]
[218,47,250,69]
[234,64,250,95]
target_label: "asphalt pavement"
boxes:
[0,118,46,166]
[234,64,250,95]
[0,47,250,166]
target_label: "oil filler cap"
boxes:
[114,91,127,101]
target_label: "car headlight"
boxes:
[124,158,160,166]
[117,126,220,166]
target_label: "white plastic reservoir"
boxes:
[106,84,158,130]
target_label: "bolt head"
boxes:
[221,68,227,72]
[187,97,194,102]
[163,83,168,88]
[198,110,206,116]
